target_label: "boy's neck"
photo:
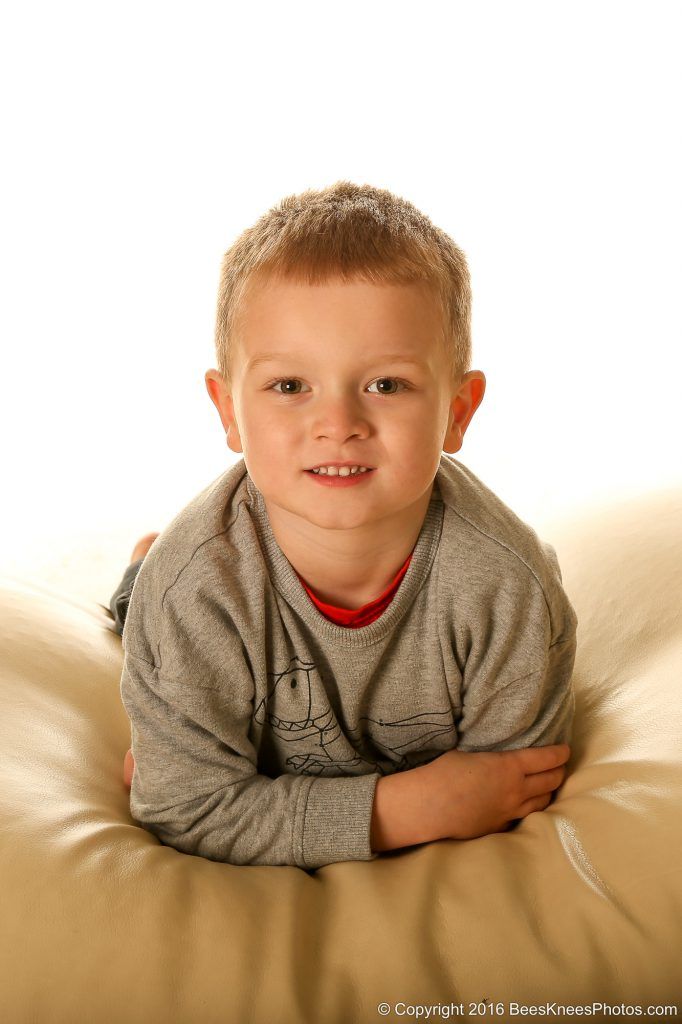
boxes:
[263,482,435,610]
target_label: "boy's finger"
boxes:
[523,764,566,798]
[516,743,571,774]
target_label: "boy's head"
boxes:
[205,181,485,532]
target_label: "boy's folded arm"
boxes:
[120,649,380,869]
[456,634,577,752]
[455,573,579,753]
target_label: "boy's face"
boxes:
[205,275,485,533]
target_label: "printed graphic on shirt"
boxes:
[254,655,456,776]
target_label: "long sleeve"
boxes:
[120,646,380,870]
[455,634,576,751]
[455,548,578,753]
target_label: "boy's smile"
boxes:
[304,466,376,487]
[205,274,485,608]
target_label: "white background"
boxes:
[1,1,680,606]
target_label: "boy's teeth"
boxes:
[312,466,369,476]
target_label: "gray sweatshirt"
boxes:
[120,454,578,869]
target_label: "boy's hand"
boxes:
[123,748,135,789]
[417,743,571,841]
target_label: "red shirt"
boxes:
[294,550,414,629]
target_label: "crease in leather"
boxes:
[552,815,649,936]
[553,816,613,901]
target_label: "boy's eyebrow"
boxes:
[246,352,427,371]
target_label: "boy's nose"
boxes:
[312,395,371,438]
[313,419,370,444]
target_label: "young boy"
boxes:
[113,180,575,869]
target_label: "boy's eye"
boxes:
[367,378,406,395]
[268,377,407,396]
[270,378,309,395]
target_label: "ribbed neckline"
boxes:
[244,474,445,648]
[295,548,413,627]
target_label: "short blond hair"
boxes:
[214,180,472,386]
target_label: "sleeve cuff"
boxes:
[299,772,381,869]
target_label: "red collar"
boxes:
[295,550,414,628]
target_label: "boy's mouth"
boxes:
[305,465,375,477]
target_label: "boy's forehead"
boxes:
[237,275,445,366]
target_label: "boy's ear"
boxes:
[205,369,243,454]
[442,370,486,455]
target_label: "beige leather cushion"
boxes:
[1,488,681,1023]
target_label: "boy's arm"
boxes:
[120,647,380,869]
[368,555,578,852]
[455,559,578,752]
[456,634,577,751]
